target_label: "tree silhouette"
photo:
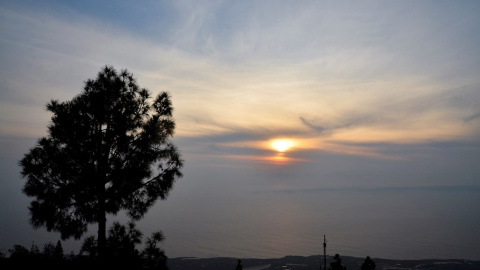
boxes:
[8,245,30,260]
[19,66,183,259]
[80,236,98,259]
[43,242,56,258]
[54,240,64,261]
[42,240,64,260]
[106,221,142,259]
[143,231,168,270]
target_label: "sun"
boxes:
[270,139,294,152]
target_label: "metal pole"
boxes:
[323,235,327,270]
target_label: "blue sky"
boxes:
[1,0,480,259]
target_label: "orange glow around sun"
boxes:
[270,139,295,152]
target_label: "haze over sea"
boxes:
[1,1,480,262]
[139,159,480,260]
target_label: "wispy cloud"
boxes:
[299,117,327,134]
[1,2,479,155]
[464,112,480,123]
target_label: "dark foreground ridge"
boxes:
[168,255,480,270]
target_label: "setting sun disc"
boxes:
[271,139,294,152]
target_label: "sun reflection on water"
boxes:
[221,153,307,165]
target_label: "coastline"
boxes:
[167,255,480,270]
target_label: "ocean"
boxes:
[140,183,480,260]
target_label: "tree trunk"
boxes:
[96,123,108,262]
[97,182,106,261]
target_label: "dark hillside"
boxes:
[167,255,480,270]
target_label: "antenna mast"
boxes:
[323,235,327,270]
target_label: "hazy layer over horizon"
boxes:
[1,0,479,260]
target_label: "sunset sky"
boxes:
[1,0,480,260]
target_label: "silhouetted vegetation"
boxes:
[329,253,346,270]
[1,222,169,270]
[78,221,169,269]
[1,241,66,269]
[235,259,243,270]
[361,256,376,270]
[19,65,183,260]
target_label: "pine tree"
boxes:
[20,66,183,259]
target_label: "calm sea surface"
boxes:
[140,185,480,260]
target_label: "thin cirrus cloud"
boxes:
[1,2,479,161]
